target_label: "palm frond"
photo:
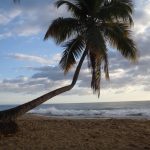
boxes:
[98,0,133,25]
[85,25,109,97]
[77,0,104,16]
[88,52,109,97]
[103,53,109,80]
[88,53,101,97]
[85,26,106,57]
[59,36,85,73]
[102,22,137,61]
[55,0,84,18]
[44,17,80,44]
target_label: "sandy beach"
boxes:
[0,115,150,150]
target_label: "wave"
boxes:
[29,107,103,116]
[29,107,150,118]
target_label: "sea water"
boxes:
[0,101,150,119]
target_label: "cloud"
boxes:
[0,32,12,40]
[0,75,89,95]
[0,76,52,94]
[15,25,41,36]
[0,1,70,38]
[9,53,52,65]
[0,49,150,96]
[0,1,150,97]
[0,8,21,25]
[8,53,61,65]
[133,1,150,35]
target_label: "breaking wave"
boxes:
[29,107,150,118]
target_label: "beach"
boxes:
[0,115,150,150]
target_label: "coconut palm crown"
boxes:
[44,0,137,97]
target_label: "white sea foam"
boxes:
[29,107,150,118]
[29,107,102,116]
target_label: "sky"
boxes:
[0,0,150,104]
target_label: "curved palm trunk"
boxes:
[0,50,87,122]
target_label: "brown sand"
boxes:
[0,115,150,150]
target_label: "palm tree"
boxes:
[0,0,137,123]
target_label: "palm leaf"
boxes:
[85,26,106,57]
[88,53,101,97]
[44,17,80,44]
[102,22,137,61]
[55,0,84,18]
[59,36,85,73]
[103,53,110,80]
[77,0,104,17]
[86,27,108,97]
[98,0,133,25]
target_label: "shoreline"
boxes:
[28,113,150,120]
[0,114,150,150]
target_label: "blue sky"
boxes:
[0,0,150,104]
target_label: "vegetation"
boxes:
[44,0,137,96]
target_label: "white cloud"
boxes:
[0,76,52,94]
[9,53,52,65]
[0,75,90,96]
[8,52,61,65]
[0,1,69,38]
[16,25,41,36]
[0,32,12,40]
[0,8,21,25]
[133,1,150,35]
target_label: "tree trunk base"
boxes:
[0,121,18,135]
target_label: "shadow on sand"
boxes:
[0,121,18,135]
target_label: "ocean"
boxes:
[0,101,150,119]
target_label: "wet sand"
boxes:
[0,115,150,150]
